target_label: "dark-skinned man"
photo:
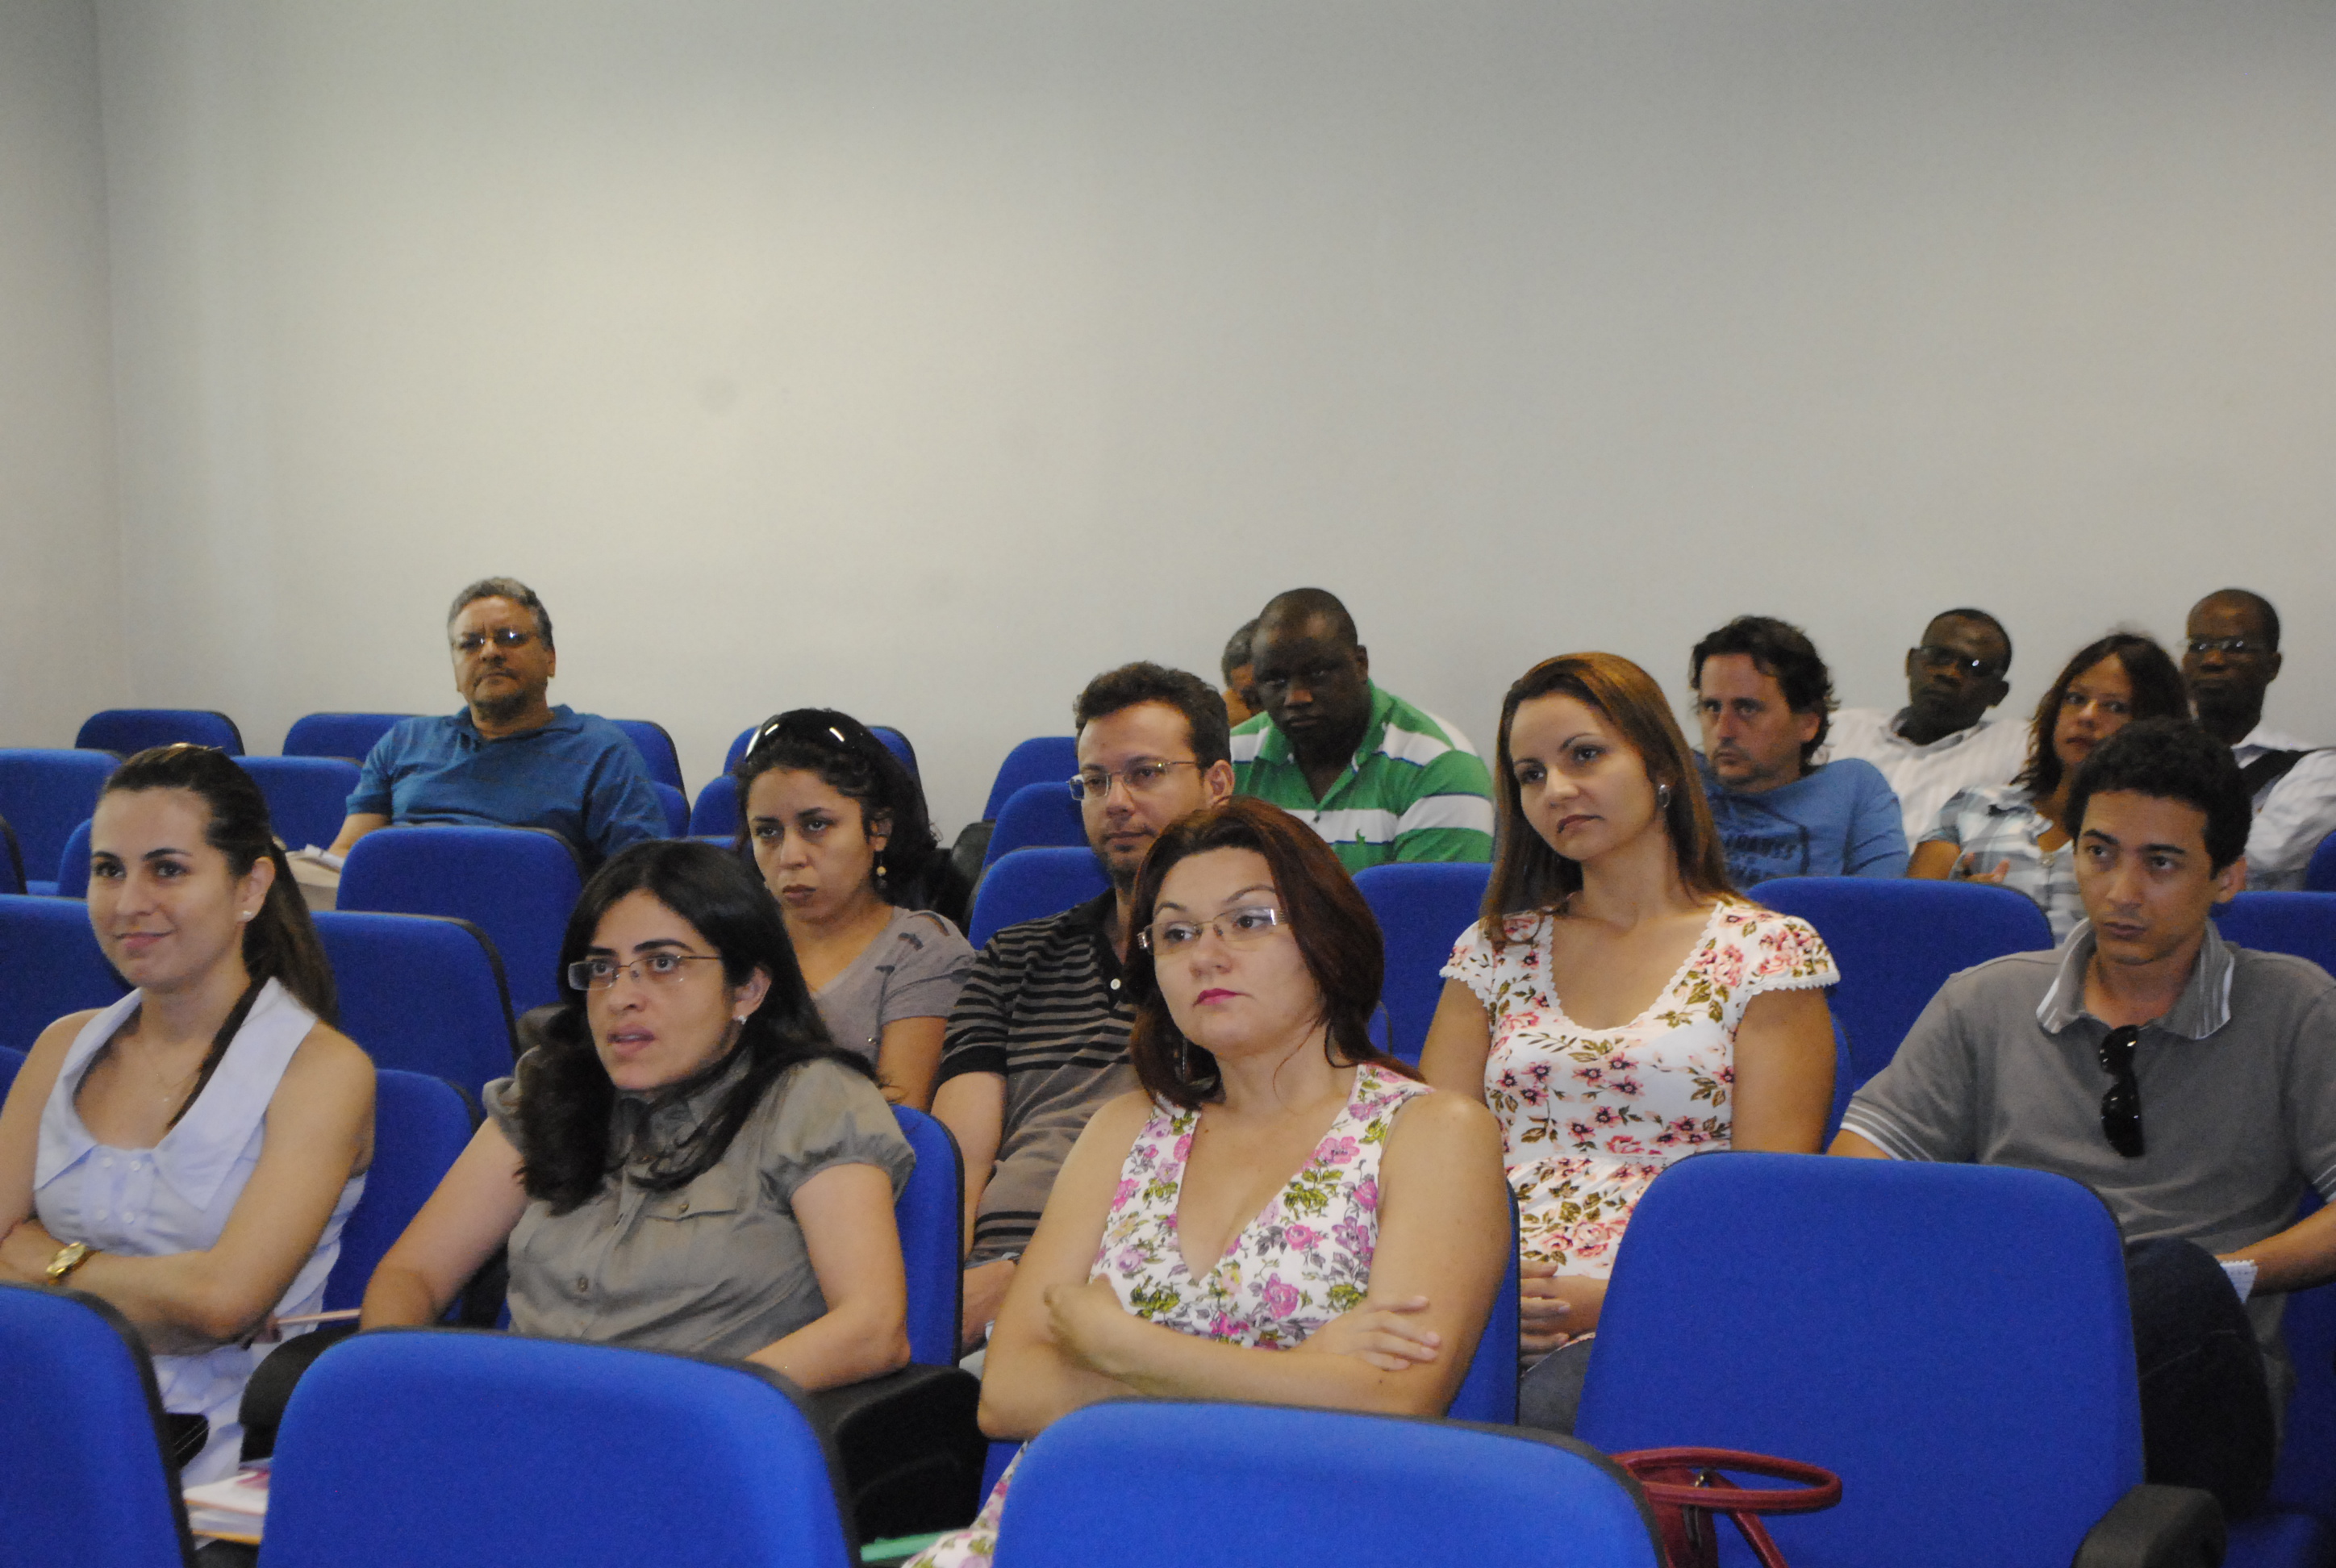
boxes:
[1826,608,2025,843]
[2182,588,2336,891]
[1230,587,1493,870]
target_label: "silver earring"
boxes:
[237,910,256,924]
[1657,782,1673,808]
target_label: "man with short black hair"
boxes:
[2182,588,2336,890]
[1827,608,2026,840]
[1233,587,1493,869]
[1837,719,2336,1514]
[323,578,666,868]
[1690,615,1907,886]
[1220,616,1261,728]
[931,661,1235,1350]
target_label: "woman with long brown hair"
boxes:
[1421,653,1838,1430]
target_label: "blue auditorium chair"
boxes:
[337,826,583,1013]
[991,1401,1659,1568]
[982,736,1079,822]
[892,1107,965,1368]
[264,1332,856,1568]
[0,895,127,1056]
[0,1283,198,1568]
[2215,891,2336,978]
[0,749,115,896]
[77,707,243,756]
[968,849,1109,948]
[1575,1153,2249,1568]
[1445,1191,1521,1426]
[52,819,92,899]
[870,725,919,779]
[1353,861,1491,1063]
[612,719,685,794]
[282,711,411,761]
[1752,877,2052,1122]
[690,773,739,837]
[238,755,361,853]
[2308,831,2336,895]
[982,781,1086,867]
[323,1070,478,1312]
[0,814,22,896]
[311,911,516,1098]
[724,724,758,773]
[652,782,690,838]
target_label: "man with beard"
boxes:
[2182,589,2336,891]
[1826,608,2026,842]
[325,577,665,869]
[931,662,1234,1351]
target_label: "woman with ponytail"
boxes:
[0,744,375,1482]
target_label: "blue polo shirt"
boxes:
[1694,753,1908,888]
[347,706,667,865]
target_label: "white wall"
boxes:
[84,1,2336,832]
[0,0,123,749]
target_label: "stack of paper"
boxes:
[184,1461,269,1545]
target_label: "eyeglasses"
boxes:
[568,952,724,991]
[453,628,537,655]
[2096,1024,2145,1158]
[1912,645,2005,681]
[2186,636,2265,657]
[1068,760,1201,801]
[1252,660,1353,697]
[1138,904,1287,954]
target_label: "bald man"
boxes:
[2183,588,2336,890]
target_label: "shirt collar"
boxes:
[1886,709,1995,755]
[451,704,578,743]
[2035,918,2234,1040]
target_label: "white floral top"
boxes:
[1442,902,1836,1278]
[908,1063,1427,1568]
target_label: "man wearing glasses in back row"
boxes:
[1833,719,2336,1520]
[1825,607,2027,844]
[322,577,667,869]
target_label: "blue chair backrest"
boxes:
[891,1106,963,1366]
[0,815,21,896]
[2214,891,2336,979]
[0,1045,23,1101]
[324,1070,478,1312]
[983,781,1086,867]
[337,827,584,1014]
[995,1400,1658,1568]
[2309,830,2336,895]
[54,819,93,899]
[1576,1153,2138,1568]
[2269,1192,2336,1528]
[0,895,128,1057]
[238,756,361,853]
[1444,1189,1520,1424]
[0,750,115,895]
[870,725,918,779]
[283,711,411,761]
[265,1331,853,1568]
[612,719,685,794]
[724,724,759,773]
[652,782,690,839]
[312,911,517,1098]
[1753,878,2052,1120]
[690,774,739,837]
[77,707,243,756]
[969,849,1109,948]
[0,1282,196,1568]
[982,736,1079,822]
[1353,862,1491,1064]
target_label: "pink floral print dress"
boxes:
[907,1063,1429,1568]
[1442,902,1836,1277]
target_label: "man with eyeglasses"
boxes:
[323,577,666,869]
[1834,719,2336,1517]
[2182,588,2336,891]
[1231,587,1492,870]
[1825,608,2026,842]
[931,661,1236,1354]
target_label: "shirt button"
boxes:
[678,1199,690,1215]
[574,1275,590,1294]
[98,1156,113,1169]
[1109,979,1120,991]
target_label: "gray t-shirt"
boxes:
[812,907,976,1064]
[1842,919,2336,1391]
[485,1051,914,1362]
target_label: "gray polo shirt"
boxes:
[1842,919,2336,1392]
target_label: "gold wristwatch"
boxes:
[44,1241,94,1287]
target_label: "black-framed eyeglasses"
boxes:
[2096,1024,2145,1159]
[2186,636,2265,658]
[453,627,536,655]
[1912,644,2004,681]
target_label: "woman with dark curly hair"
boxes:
[361,840,913,1391]
[735,709,974,1111]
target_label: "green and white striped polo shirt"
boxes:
[1231,684,1495,872]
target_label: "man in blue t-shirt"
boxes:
[1689,615,1908,888]
[323,577,666,868]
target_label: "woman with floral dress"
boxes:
[1421,652,1839,1432]
[911,799,1509,1568]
